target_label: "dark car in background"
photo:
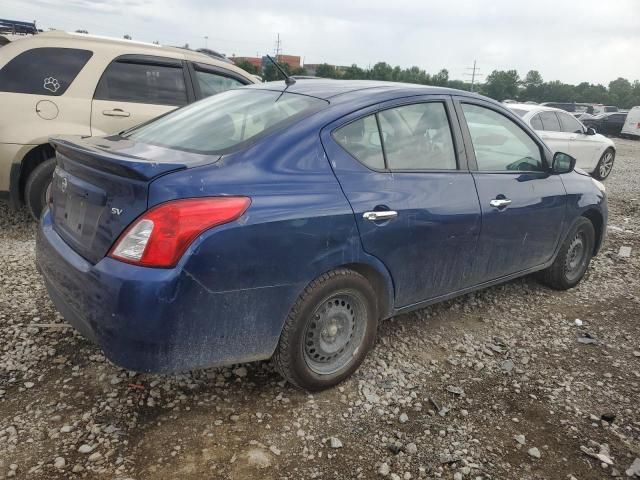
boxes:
[583,112,629,136]
[36,80,608,391]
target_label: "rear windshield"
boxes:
[125,89,328,154]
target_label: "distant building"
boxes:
[276,54,301,70]
[232,56,262,70]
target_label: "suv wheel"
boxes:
[273,269,378,391]
[25,158,56,220]
[592,148,615,180]
[539,217,595,290]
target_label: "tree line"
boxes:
[234,59,640,109]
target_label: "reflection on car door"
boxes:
[457,99,567,282]
[323,97,482,307]
[91,56,191,135]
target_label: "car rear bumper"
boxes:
[36,210,297,373]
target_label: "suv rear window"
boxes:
[125,89,327,154]
[0,47,92,96]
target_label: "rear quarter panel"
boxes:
[147,121,395,355]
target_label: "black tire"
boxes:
[25,158,56,220]
[273,269,378,391]
[592,148,615,181]
[539,217,595,290]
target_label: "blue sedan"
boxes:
[36,80,607,391]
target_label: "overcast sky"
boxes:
[4,0,639,85]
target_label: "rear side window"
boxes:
[126,89,327,154]
[334,115,385,170]
[194,67,246,98]
[0,47,92,96]
[530,114,543,130]
[95,60,187,106]
[539,111,561,132]
[378,103,457,170]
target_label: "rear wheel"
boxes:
[25,158,56,219]
[592,148,615,180]
[273,269,378,391]
[539,217,595,290]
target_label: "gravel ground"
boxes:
[1,139,639,480]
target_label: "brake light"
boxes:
[109,197,250,268]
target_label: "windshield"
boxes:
[125,89,328,154]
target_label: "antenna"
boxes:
[266,54,295,86]
[464,60,483,92]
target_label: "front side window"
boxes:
[558,112,584,133]
[462,103,543,172]
[126,89,327,154]
[0,47,92,96]
[333,115,385,170]
[377,103,457,170]
[539,111,561,132]
[194,67,246,98]
[95,60,187,106]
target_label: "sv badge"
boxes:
[111,207,123,216]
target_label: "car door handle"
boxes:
[102,109,131,117]
[363,211,398,221]
[489,198,512,208]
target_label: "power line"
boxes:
[464,60,483,92]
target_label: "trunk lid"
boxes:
[50,135,219,264]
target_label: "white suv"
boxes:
[0,31,258,218]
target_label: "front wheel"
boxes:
[592,148,615,180]
[25,158,56,219]
[539,217,595,290]
[273,269,378,391]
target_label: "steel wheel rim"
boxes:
[599,152,613,178]
[303,290,367,375]
[564,231,588,281]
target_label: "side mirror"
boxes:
[585,127,597,135]
[552,152,576,174]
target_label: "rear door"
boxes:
[322,96,481,307]
[455,98,567,281]
[91,55,192,136]
[535,111,571,155]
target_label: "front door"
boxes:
[91,56,190,136]
[322,97,481,307]
[556,111,600,171]
[456,99,567,282]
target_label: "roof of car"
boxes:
[249,79,482,102]
[14,31,254,79]
[505,103,565,114]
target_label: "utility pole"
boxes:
[274,33,282,60]
[464,60,482,92]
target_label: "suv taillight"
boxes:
[109,197,250,268]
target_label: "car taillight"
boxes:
[109,197,250,268]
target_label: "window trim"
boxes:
[93,54,193,106]
[330,96,465,174]
[187,61,251,100]
[454,97,550,174]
